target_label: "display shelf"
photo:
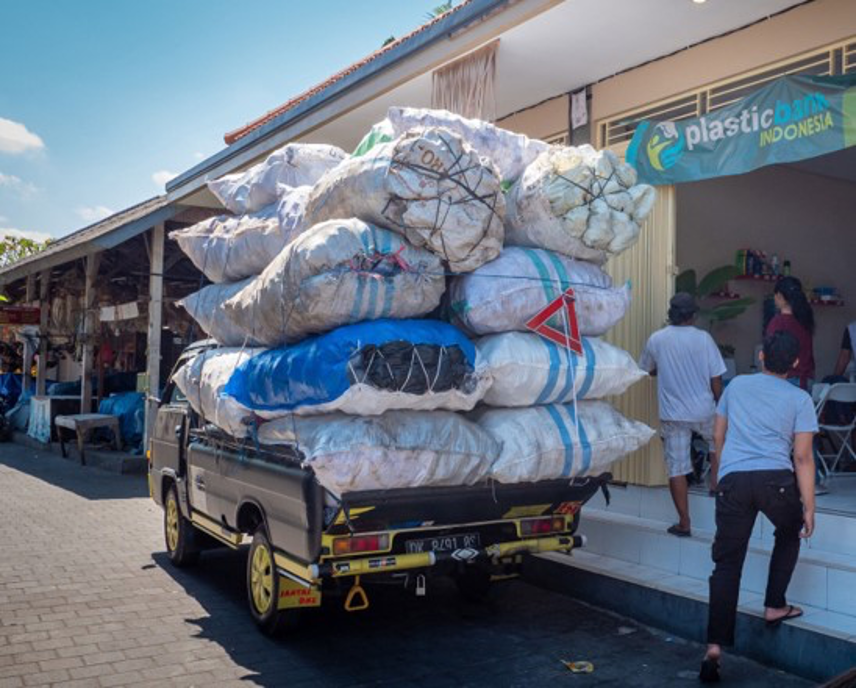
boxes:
[735,274,779,282]
[810,299,845,307]
[709,291,742,300]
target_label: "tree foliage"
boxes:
[0,235,49,269]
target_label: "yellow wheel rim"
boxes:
[251,542,274,614]
[166,497,180,553]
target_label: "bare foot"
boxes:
[764,604,803,625]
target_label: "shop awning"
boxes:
[627,73,856,184]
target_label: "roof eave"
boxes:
[0,202,179,287]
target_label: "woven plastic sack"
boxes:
[170,196,289,283]
[472,401,655,483]
[505,145,656,263]
[258,410,500,496]
[386,107,549,183]
[303,127,504,273]
[208,143,346,214]
[449,247,630,337]
[223,219,445,346]
[478,332,646,407]
[179,279,252,346]
[173,348,264,437]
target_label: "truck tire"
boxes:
[246,528,301,636]
[164,484,200,567]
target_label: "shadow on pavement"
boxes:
[0,441,148,500]
[151,546,807,688]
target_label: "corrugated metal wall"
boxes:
[604,185,676,486]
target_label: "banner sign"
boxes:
[0,306,40,326]
[626,74,856,184]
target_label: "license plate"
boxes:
[405,532,480,554]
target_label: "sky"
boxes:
[0,0,447,241]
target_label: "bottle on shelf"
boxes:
[771,253,780,277]
[783,260,791,276]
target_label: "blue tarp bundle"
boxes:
[98,392,145,449]
[224,319,477,413]
[0,373,22,406]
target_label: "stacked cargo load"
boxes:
[170,111,656,498]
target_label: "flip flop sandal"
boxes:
[766,604,803,627]
[699,657,721,683]
[667,524,692,537]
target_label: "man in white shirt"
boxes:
[639,293,726,537]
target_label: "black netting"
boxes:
[347,342,473,394]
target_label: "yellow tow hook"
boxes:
[344,575,369,612]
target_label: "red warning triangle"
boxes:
[525,287,583,355]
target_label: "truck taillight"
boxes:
[333,533,390,556]
[520,516,566,536]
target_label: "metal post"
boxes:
[22,274,35,394]
[144,223,164,445]
[81,253,101,414]
[36,270,49,396]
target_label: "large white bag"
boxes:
[386,107,549,183]
[173,348,264,437]
[223,219,446,346]
[179,280,253,346]
[472,401,655,483]
[505,146,656,263]
[170,188,309,283]
[303,127,504,273]
[208,143,346,214]
[258,410,500,497]
[449,247,630,337]
[478,332,646,406]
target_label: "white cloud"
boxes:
[152,170,177,188]
[0,227,53,243]
[0,117,45,154]
[0,171,38,197]
[76,205,114,223]
[193,152,205,160]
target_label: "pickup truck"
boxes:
[148,341,609,635]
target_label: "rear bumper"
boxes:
[276,534,586,585]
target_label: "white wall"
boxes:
[676,163,856,377]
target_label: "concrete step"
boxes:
[579,506,856,616]
[588,482,856,558]
[525,549,856,682]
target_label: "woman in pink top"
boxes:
[765,276,815,389]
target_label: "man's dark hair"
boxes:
[763,330,800,374]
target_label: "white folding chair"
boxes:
[815,383,856,478]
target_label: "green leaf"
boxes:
[709,305,750,322]
[711,297,755,310]
[697,265,740,298]
[675,269,697,295]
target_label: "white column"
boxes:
[144,223,164,445]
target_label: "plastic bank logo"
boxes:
[685,92,833,151]
[645,122,685,171]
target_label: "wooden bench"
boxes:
[54,414,122,465]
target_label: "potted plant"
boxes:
[676,265,755,378]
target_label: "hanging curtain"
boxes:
[431,40,498,122]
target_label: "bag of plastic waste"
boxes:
[179,279,253,346]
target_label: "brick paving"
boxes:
[0,444,810,687]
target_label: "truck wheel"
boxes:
[164,485,200,567]
[246,529,300,636]
[455,565,493,602]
